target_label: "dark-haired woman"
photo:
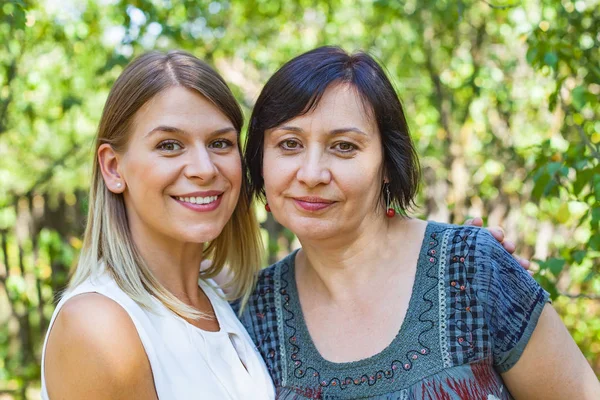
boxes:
[239,46,599,399]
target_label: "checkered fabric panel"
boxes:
[236,265,283,386]
[445,226,489,366]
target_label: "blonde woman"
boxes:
[41,51,274,399]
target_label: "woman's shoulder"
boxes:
[420,221,550,371]
[424,220,505,261]
[426,219,481,235]
[44,292,156,399]
[254,250,298,290]
[426,221,550,371]
[50,292,141,351]
[424,220,539,297]
[237,251,298,338]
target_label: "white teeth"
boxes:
[176,196,219,205]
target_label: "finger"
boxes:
[502,240,516,254]
[488,227,505,242]
[527,269,535,276]
[519,257,531,270]
[470,217,483,227]
[464,218,474,226]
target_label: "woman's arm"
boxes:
[475,229,599,398]
[44,293,158,400]
[502,304,600,399]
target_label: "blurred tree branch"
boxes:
[0,2,25,137]
[0,59,18,135]
[560,292,600,301]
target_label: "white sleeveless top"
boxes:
[41,273,275,400]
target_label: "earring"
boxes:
[116,182,122,188]
[385,184,395,218]
[265,203,271,212]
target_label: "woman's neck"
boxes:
[296,217,426,302]
[129,222,205,306]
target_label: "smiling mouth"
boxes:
[293,197,335,212]
[174,195,219,205]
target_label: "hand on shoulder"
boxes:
[44,293,158,400]
[464,217,531,272]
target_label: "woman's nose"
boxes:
[184,147,218,182]
[296,149,331,187]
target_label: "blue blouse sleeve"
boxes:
[474,229,550,373]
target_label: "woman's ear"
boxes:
[98,144,126,193]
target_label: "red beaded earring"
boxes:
[265,203,271,212]
[385,184,395,218]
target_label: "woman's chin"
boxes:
[173,225,226,244]
[284,220,341,243]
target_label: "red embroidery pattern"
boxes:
[417,360,509,400]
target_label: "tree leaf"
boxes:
[572,86,587,110]
[546,162,562,176]
[572,250,586,264]
[590,233,600,251]
[547,257,566,276]
[532,172,551,201]
[544,51,558,67]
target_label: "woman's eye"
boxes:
[209,139,233,150]
[157,141,182,151]
[333,142,357,152]
[280,139,301,150]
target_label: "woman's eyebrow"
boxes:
[272,126,367,136]
[206,127,238,138]
[329,127,368,136]
[144,126,236,138]
[144,125,185,138]
[272,125,303,133]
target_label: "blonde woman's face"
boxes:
[117,86,242,245]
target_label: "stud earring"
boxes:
[385,184,395,218]
[265,203,271,212]
[116,182,122,188]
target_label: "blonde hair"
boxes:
[70,50,263,319]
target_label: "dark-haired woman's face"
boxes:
[262,84,385,242]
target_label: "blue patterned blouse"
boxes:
[236,222,550,399]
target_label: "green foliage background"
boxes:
[0,0,598,397]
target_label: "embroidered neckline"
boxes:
[279,221,440,391]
